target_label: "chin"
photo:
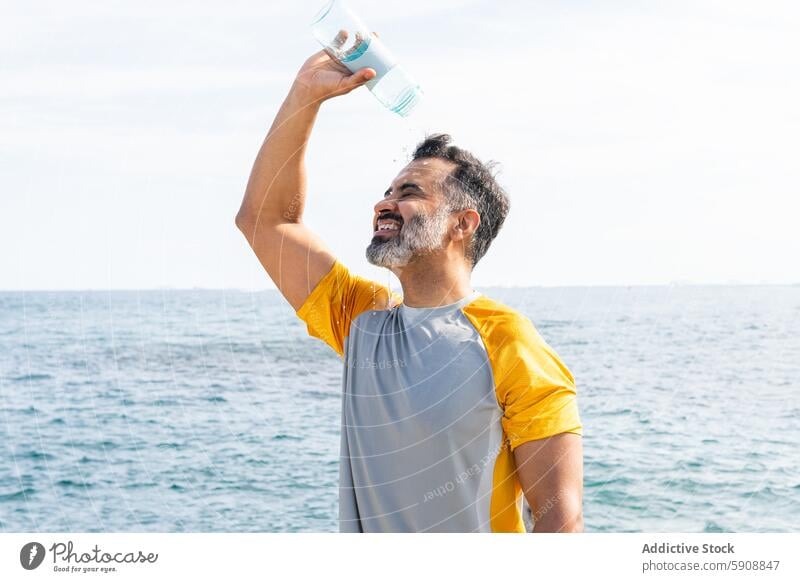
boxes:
[366,246,409,269]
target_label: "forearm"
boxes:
[237,84,320,229]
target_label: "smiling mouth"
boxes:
[374,219,402,236]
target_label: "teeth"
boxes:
[377,223,400,231]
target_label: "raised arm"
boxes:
[235,50,376,311]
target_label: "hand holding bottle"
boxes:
[292,48,376,105]
[311,0,422,116]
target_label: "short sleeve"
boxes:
[464,299,582,451]
[496,318,582,450]
[295,260,402,357]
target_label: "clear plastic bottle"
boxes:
[310,0,423,117]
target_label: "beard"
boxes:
[365,204,451,268]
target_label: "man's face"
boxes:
[366,158,457,269]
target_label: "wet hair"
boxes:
[412,133,510,267]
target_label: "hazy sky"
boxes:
[2,0,798,290]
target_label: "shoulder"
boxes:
[461,294,542,342]
[339,261,402,312]
[299,260,400,315]
[462,294,575,386]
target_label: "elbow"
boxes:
[532,495,584,533]
[235,211,258,249]
[235,208,255,234]
[236,206,292,233]
[559,510,584,533]
[533,509,583,533]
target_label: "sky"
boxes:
[1,0,799,290]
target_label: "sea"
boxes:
[1,285,798,532]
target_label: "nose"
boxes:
[373,196,397,216]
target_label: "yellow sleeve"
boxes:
[295,260,401,357]
[465,299,582,451]
[496,317,582,450]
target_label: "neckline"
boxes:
[400,290,482,313]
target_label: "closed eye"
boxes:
[384,182,425,199]
[382,191,415,200]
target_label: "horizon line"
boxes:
[1,281,799,293]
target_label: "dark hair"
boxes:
[412,133,510,267]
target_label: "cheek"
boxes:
[396,201,423,221]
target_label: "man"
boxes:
[236,49,583,533]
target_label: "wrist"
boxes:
[287,81,324,112]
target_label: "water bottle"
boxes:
[310,0,423,117]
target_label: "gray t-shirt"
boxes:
[296,261,582,532]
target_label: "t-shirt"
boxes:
[296,260,582,532]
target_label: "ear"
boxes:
[452,209,480,242]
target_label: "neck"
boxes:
[392,254,474,308]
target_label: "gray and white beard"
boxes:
[366,205,451,268]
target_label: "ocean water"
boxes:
[1,285,798,532]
